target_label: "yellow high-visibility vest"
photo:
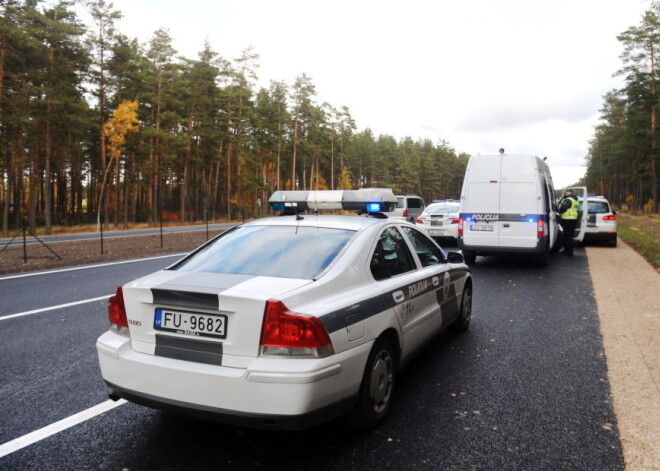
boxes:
[560,197,579,220]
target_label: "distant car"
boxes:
[415,201,461,241]
[390,195,425,220]
[581,195,618,247]
[97,189,472,431]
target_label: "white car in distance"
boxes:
[416,200,461,242]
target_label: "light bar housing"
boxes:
[268,189,397,214]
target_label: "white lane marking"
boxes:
[1,295,112,321]
[0,253,186,281]
[0,399,127,458]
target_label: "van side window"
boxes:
[400,227,444,267]
[370,227,416,280]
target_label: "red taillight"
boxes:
[108,286,128,328]
[450,218,459,224]
[603,215,616,220]
[537,219,545,238]
[403,209,408,217]
[260,300,332,352]
[458,218,464,236]
[415,217,424,224]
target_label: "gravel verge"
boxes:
[587,241,660,471]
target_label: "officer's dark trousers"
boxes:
[559,218,576,255]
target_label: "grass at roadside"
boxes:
[616,213,660,270]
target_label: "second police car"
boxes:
[96,189,472,430]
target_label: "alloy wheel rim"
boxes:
[370,350,393,414]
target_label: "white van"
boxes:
[457,153,587,264]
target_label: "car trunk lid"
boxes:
[122,270,313,365]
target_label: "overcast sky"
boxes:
[87,0,650,188]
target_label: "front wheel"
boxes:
[451,282,472,332]
[345,337,396,429]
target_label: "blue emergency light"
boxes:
[268,189,397,216]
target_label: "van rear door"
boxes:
[498,181,539,248]
[462,156,501,247]
[497,157,540,249]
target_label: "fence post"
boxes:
[22,226,27,263]
[100,215,104,255]
[160,209,163,248]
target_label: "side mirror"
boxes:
[446,251,464,264]
[612,210,617,215]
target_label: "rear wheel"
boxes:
[345,337,396,429]
[608,237,618,248]
[451,282,472,332]
[463,251,476,264]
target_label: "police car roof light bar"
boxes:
[268,189,397,214]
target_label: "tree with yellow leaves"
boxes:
[97,100,139,230]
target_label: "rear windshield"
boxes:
[425,204,459,215]
[588,202,611,214]
[173,225,356,279]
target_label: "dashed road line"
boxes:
[1,295,112,321]
[0,399,127,458]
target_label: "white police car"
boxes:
[582,195,618,247]
[97,189,472,430]
[415,200,461,241]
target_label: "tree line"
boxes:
[584,2,660,213]
[0,0,469,236]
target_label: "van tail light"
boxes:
[415,217,424,224]
[603,215,616,220]
[260,300,334,357]
[458,218,464,236]
[108,286,129,334]
[537,219,545,238]
[403,209,409,217]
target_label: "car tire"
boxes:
[608,237,618,248]
[451,281,472,333]
[463,251,476,264]
[345,337,396,429]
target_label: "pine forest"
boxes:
[0,0,470,236]
[584,2,659,213]
[1,1,659,238]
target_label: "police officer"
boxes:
[558,188,579,256]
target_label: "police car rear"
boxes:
[97,189,472,430]
[416,200,460,241]
[582,195,618,247]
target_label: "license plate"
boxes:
[154,308,227,339]
[431,220,443,226]
[470,224,494,231]
[429,229,446,235]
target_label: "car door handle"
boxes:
[393,290,405,303]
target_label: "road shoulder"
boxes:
[587,241,660,471]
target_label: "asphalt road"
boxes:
[0,248,624,471]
